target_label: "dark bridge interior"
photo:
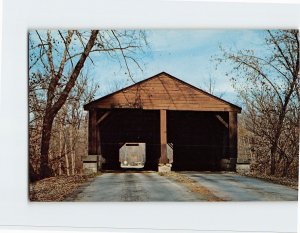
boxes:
[99,109,228,171]
[100,109,160,170]
[168,111,228,171]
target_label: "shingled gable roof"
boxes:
[84,72,242,112]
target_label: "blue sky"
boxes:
[91,29,266,106]
[29,29,267,107]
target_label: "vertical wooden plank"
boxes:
[159,109,168,164]
[88,109,97,155]
[96,125,101,155]
[95,111,110,156]
[228,111,237,159]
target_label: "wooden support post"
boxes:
[228,111,238,168]
[96,125,101,155]
[88,109,97,155]
[159,109,168,164]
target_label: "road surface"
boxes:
[182,172,298,201]
[66,171,298,201]
[67,172,204,201]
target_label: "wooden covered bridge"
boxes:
[83,72,241,172]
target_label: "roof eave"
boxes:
[83,72,243,113]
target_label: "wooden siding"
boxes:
[229,111,238,159]
[88,110,98,155]
[85,72,241,112]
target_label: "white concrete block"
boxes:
[83,162,97,174]
[158,164,172,173]
[236,164,250,174]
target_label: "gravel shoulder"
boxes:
[159,172,223,201]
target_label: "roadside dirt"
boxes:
[159,172,223,201]
[29,174,98,201]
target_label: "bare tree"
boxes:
[29,71,98,180]
[217,30,299,177]
[29,29,147,179]
[201,73,225,98]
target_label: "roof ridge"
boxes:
[84,72,242,112]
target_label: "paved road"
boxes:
[67,172,204,201]
[182,172,298,201]
[66,172,298,201]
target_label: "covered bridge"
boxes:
[84,72,241,172]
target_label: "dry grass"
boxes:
[159,172,223,201]
[29,173,99,201]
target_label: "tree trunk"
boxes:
[58,124,62,176]
[40,113,55,178]
[282,159,292,177]
[64,134,70,176]
[72,150,76,175]
[38,30,99,179]
[270,147,276,175]
[70,127,75,175]
[269,108,288,175]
